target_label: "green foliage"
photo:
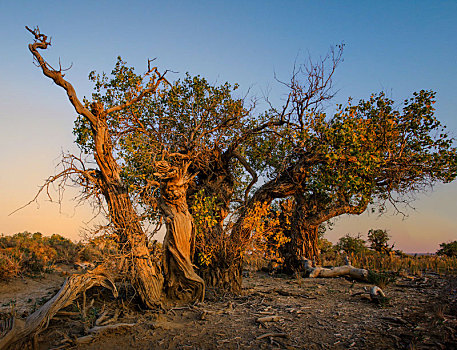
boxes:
[335,234,368,254]
[249,90,457,224]
[190,188,221,266]
[74,56,161,154]
[317,237,334,254]
[367,229,392,253]
[71,56,457,271]
[83,63,253,217]
[191,189,220,232]
[437,241,457,257]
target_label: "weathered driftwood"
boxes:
[303,259,369,281]
[369,286,386,301]
[0,266,117,349]
[351,285,387,303]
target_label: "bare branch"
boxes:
[26,26,97,126]
[232,150,258,204]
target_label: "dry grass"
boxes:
[321,250,457,276]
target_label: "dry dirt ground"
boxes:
[1,268,456,349]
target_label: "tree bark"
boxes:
[282,224,320,273]
[281,192,370,274]
[198,260,243,294]
[157,161,205,303]
[303,259,369,280]
[25,27,166,309]
[0,29,168,348]
[0,266,117,349]
[90,110,164,308]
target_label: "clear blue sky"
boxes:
[0,1,456,252]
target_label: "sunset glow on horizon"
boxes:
[1,1,456,253]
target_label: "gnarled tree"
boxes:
[23,27,167,305]
[249,88,457,273]
[0,27,205,348]
[113,73,286,292]
[155,160,205,301]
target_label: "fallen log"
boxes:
[0,265,117,349]
[303,259,369,281]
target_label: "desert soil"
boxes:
[1,268,456,349]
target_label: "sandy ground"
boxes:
[1,269,456,349]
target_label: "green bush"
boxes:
[335,234,368,254]
[437,241,457,257]
[367,229,393,254]
[318,237,334,254]
[367,270,398,289]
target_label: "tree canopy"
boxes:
[26,27,457,290]
[5,26,456,350]
[244,86,457,269]
[75,46,457,278]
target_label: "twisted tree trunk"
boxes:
[157,161,205,303]
[101,183,164,307]
[281,193,369,274]
[84,105,165,308]
[280,194,321,273]
[0,27,170,348]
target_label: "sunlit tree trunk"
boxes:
[281,192,369,274]
[92,110,164,307]
[157,161,205,302]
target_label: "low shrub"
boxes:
[0,251,21,281]
[0,232,84,279]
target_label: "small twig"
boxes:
[99,308,120,326]
[256,315,282,323]
[256,332,288,340]
[95,310,110,326]
[88,323,136,334]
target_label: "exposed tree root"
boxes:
[0,265,117,349]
